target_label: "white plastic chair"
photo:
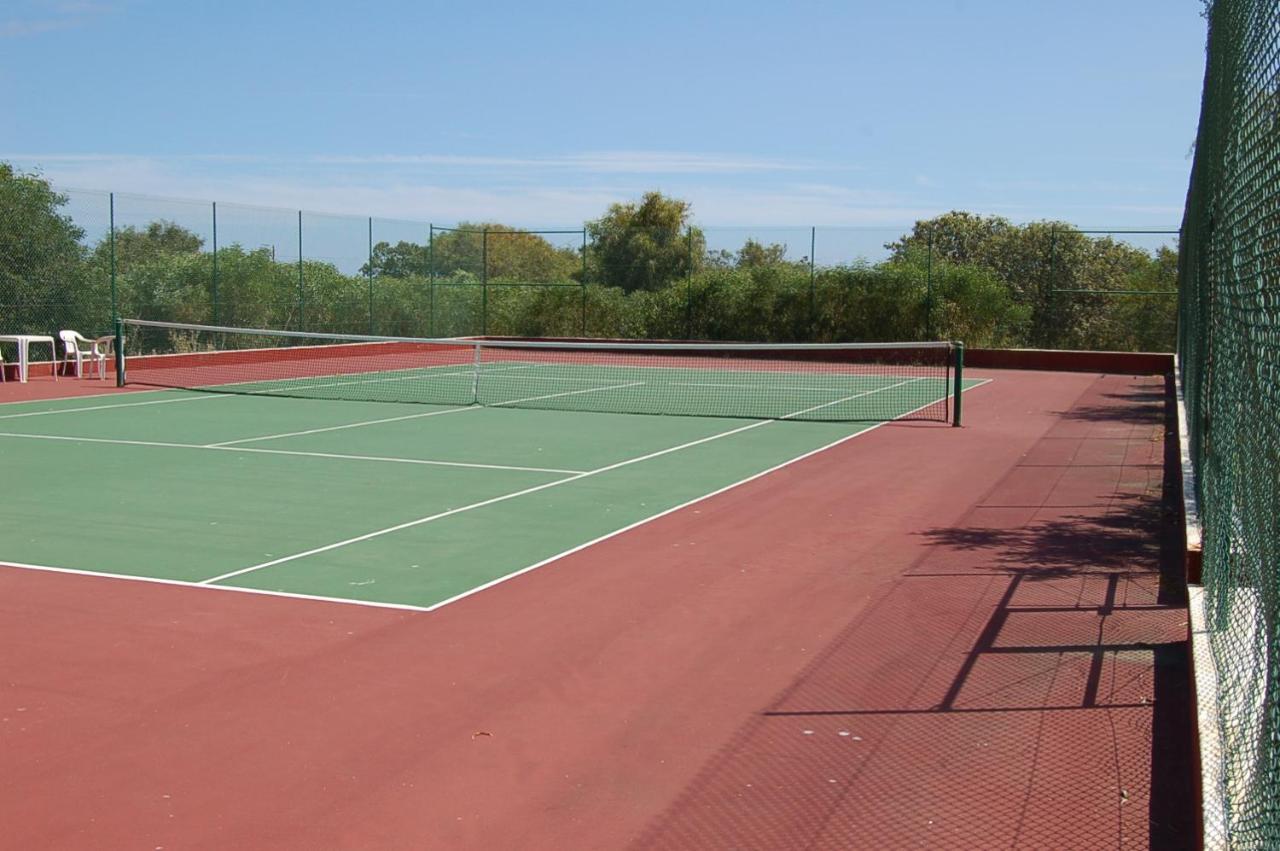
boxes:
[95,334,120,379]
[59,330,109,379]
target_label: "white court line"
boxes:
[474,373,903,393]
[0,359,509,420]
[207,380,646,447]
[673,380,917,392]
[489,380,645,407]
[199,379,917,586]
[0,559,431,612]
[206,404,476,446]
[229,446,582,475]
[238,360,536,395]
[0,431,585,475]
[0,392,229,420]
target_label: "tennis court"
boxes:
[1,353,1199,850]
[0,325,982,611]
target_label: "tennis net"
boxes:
[118,319,964,424]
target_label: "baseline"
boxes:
[0,559,432,612]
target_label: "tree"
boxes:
[887,211,1174,348]
[0,162,92,334]
[92,220,204,274]
[885,211,1014,267]
[1080,244,1178,352]
[587,192,704,292]
[362,240,430,278]
[419,224,579,283]
[736,239,792,268]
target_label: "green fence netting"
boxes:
[0,170,1180,356]
[1178,0,1280,847]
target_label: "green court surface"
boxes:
[0,379,980,610]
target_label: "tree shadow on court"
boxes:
[1051,374,1174,426]
[919,508,1165,575]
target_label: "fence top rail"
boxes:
[431,225,587,236]
[1052,289,1178,295]
[1066,229,1181,235]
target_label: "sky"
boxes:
[0,0,1208,230]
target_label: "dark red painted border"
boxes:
[966,347,1172,374]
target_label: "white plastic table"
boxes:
[0,335,58,383]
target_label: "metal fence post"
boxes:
[297,210,305,330]
[926,227,934,340]
[481,228,489,336]
[211,201,218,325]
[367,216,374,334]
[1047,225,1057,347]
[109,192,117,324]
[809,226,817,340]
[428,224,436,337]
[686,228,694,339]
[580,228,588,336]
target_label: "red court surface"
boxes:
[0,367,1195,849]
[0,373,145,402]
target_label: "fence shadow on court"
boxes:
[629,377,1194,850]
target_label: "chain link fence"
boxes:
[1178,0,1280,847]
[1,171,1178,364]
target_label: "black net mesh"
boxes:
[120,320,959,424]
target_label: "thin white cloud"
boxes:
[0,18,70,37]
[1,152,266,164]
[8,150,831,176]
[56,2,117,13]
[561,151,827,174]
[1,152,1180,229]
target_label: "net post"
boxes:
[113,317,126,387]
[951,341,964,427]
[470,341,482,404]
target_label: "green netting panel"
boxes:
[369,218,432,337]
[1178,1,1280,847]
[0,184,111,347]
